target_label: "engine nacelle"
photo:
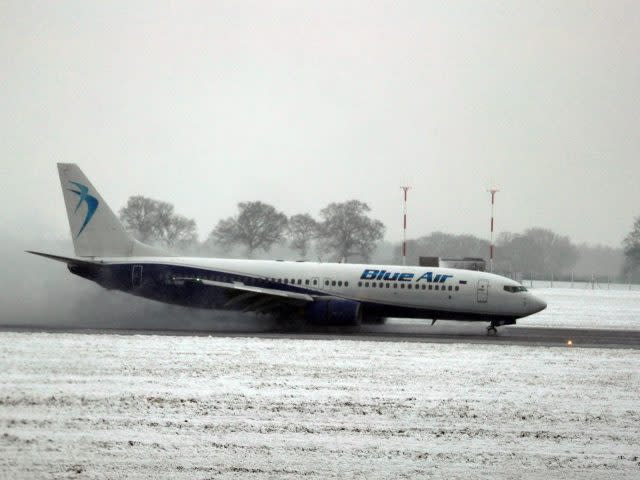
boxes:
[305,299,362,326]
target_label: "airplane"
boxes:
[28,164,546,335]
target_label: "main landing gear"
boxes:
[487,325,498,336]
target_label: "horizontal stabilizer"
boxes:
[25,251,98,266]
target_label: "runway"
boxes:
[1,321,639,349]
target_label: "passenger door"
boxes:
[477,279,489,303]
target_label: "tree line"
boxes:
[118,195,640,281]
[119,197,384,261]
[391,229,578,275]
[623,216,640,281]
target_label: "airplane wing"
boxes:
[26,252,317,316]
[171,276,315,314]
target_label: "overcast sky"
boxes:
[2,1,639,248]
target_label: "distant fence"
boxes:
[496,272,640,291]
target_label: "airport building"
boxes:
[419,256,486,272]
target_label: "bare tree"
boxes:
[118,196,159,244]
[209,201,288,257]
[288,213,318,258]
[119,196,197,250]
[317,200,385,262]
[574,243,624,279]
[623,216,640,277]
[162,215,198,251]
[397,232,489,263]
[497,228,578,274]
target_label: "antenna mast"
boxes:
[487,186,499,272]
[400,186,411,266]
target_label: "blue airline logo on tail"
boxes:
[67,181,99,238]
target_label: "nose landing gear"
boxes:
[487,319,516,336]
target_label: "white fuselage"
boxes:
[88,256,547,321]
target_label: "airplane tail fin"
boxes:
[57,163,165,257]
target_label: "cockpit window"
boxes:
[504,285,527,293]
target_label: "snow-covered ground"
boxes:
[518,287,640,330]
[1,332,639,479]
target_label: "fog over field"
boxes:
[2,1,640,248]
[2,1,640,326]
[0,235,259,330]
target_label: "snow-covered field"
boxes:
[518,287,640,330]
[1,332,639,479]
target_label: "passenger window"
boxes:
[331,280,336,286]
[386,283,390,288]
[305,279,309,285]
[428,285,433,290]
[291,279,295,284]
[408,284,412,290]
[358,281,362,287]
[401,284,405,289]
[284,279,288,284]
[338,281,342,287]
[448,286,452,291]
[365,282,369,287]
[325,280,329,286]
[394,284,398,288]
[313,279,317,285]
[455,286,459,291]
[434,285,439,290]
[345,281,349,287]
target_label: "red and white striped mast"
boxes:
[400,186,411,266]
[487,186,499,272]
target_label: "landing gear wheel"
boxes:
[487,325,498,336]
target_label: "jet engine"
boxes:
[305,299,362,326]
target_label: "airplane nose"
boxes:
[528,296,547,314]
